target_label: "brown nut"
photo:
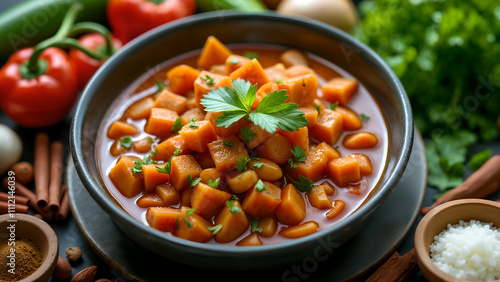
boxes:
[71,266,97,282]
[52,256,72,280]
[10,162,34,185]
[65,247,83,262]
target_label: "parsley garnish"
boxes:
[207,178,220,188]
[253,161,264,168]
[255,179,266,192]
[235,155,251,172]
[231,195,239,201]
[287,145,307,168]
[119,136,133,149]
[230,59,239,65]
[223,141,234,147]
[176,209,196,230]
[314,104,320,112]
[183,217,193,230]
[156,80,165,93]
[188,119,199,128]
[200,75,215,85]
[243,51,259,60]
[251,218,262,233]
[208,224,222,235]
[360,114,371,122]
[155,149,182,174]
[226,201,242,214]
[132,149,158,174]
[329,101,339,111]
[240,126,256,143]
[188,174,202,187]
[293,175,313,192]
[172,116,183,133]
[200,78,309,134]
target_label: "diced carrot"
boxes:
[146,207,180,232]
[180,187,192,207]
[137,192,164,208]
[109,156,144,198]
[307,185,332,210]
[169,155,202,191]
[241,181,281,218]
[345,183,362,195]
[209,64,227,75]
[197,36,232,70]
[276,74,318,107]
[285,149,328,182]
[107,121,139,139]
[226,54,251,74]
[285,65,315,78]
[229,59,270,88]
[335,106,362,131]
[320,181,336,196]
[327,155,361,186]
[255,133,293,165]
[351,154,373,175]
[343,132,379,149]
[264,63,287,83]
[205,111,248,138]
[322,77,359,105]
[178,120,217,152]
[125,97,154,120]
[280,49,308,68]
[190,182,231,217]
[193,150,215,169]
[152,135,190,161]
[257,217,278,237]
[226,170,259,194]
[278,221,319,238]
[274,184,306,225]
[142,164,170,192]
[174,206,213,243]
[199,168,223,185]
[194,71,229,109]
[299,106,318,127]
[133,137,154,154]
[144,108,179,137]
[236,233,263,246]
[155,184,180,206]
[180,108,205,125]
[326,200,346,219]
[110,140,130,157]
[214,201,250,243]
[247,158,282,181]
[309,108,343,145]
[312,142,340,161]
[153,90,188,115]
[167,64,200,95]
[186,92,197,109]
[208,136,249,172]
[278,126,309,154]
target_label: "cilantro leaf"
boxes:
[207,224,222,235]
[226,201,242,214]
[119,136,133,149]
[172,116,183,133]
[187,174,202,187]
[188,119,199,128]
[156,81,165,93]
[240,126,256,143]
[207,178,220,188]
[255,179,266,192]
[251,218,262,233]
[131,151,158,174]
[360,114,371,122]
[235,155,251,172]
[293,175,313,192]
[329,101,339,111]
[253,161,264,168]
[287,145,307,168]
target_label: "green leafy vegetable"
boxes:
[119,136,133,149]
[188,119,198,128]
[255,179,266,192]
[208,224,222,235]
[253,161,264,168]
[171,116,183,133]
[155,149,182,174]
[329,101,339,111]
[235,155,251,172]
[287,145,307,168]
[132,149,158,174]
[187,174,202,187]
[226,201,242,214]
[251,218,262,233]
[156,80,165,93]
[468,149,492,172]
[207,178,220,188]
[293,175,313,192]
[200,78,309,134]
[200,75,214,85]
[240,126,256,143]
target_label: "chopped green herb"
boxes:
[200,75,215,85]
[251,218,262,233]
[147,137,154,143]
[231,195,239,201]
[207,224,222,235]
[293,175,313,192]
[314,104,320,112]
[119,136,133,149]
[240,126,256,143]
[226,201,242,214]
[243,51,259,60]
[200,78,309,134]
[223,141,234,147]
[174,149,182,156]
[155,163,170,174]
[253,161,264,168]
[274,78,286,84]
[172,116,183,133]
[230,59,240,65]
[156,80,165,93]
[187,174,202,187]
[188,119,199,128]
[132,151,158,174]
[288,158,298,169]
[255,179,266,192]
[329,101,339,111]
[207,178,220,188]
[235,155,251,172]
[183,217,193,230]
[360,114,371,122]
[287,145,307,168]
[185,208,196,216]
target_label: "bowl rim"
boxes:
[414,199,500,281]
[71,11,413,254]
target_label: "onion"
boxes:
[276,0,359,32]
[0,124,22,175]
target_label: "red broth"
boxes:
[96,42,388,246]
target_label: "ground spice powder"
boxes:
[0,237,43,281]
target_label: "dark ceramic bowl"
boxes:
[71,12,413,270]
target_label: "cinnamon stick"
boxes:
[0,192,30,205]
[0,201,29,214]
[366,248,419,282]
[1,178,54,220]
[48,141,64,211]
[34,132,50,208]
[55,185,69,221]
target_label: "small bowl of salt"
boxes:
[415,199,500,282]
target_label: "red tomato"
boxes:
[69,33,122,88]
[107,0,196,44]
[0,48,78,128]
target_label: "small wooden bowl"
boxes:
[414,199,500,282]
[0,214,58,282]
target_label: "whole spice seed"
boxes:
[0,237,43,281]
[66,247,83,262]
